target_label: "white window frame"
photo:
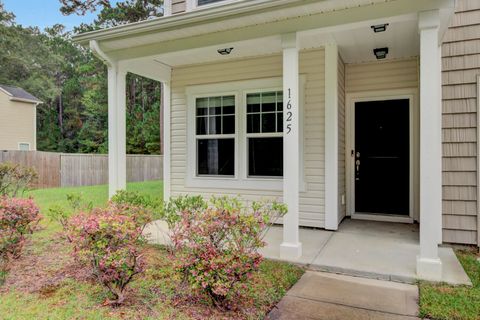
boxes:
[186,77,305,191]
[243,88,284,180]
[18,142,30,151]
[194,93,237,177]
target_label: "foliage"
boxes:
[0,162,38,197]
[0,197,41,269]
[46,192,93,234]
[0,2,164,155]
[68,205,146,305]
[419,250,480,320]
[161,195,206,228]
[169,196,287,308]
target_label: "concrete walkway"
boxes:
[267,271,420,320]
[259,219,471,285]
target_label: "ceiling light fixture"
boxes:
[371,23,389,33]
[373,47,389,60]
[217,47,234,55]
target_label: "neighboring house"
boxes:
[74,0,479,281]
[0,85,41,151]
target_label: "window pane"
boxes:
[277,92,283,111]
[262,113,276,133]
[262,92,276,112]
[223,105,235,115]
[223,115,235,134]
[197,139,234,176]
[209,106,222,115]
[276,113,283,133]
[196,117,208,135]
[248,137,283,177]
[247,114,260,133]
[222,96,235,107]
[209,116,222,134]
[196,98,208,116]
[247,93,260,113]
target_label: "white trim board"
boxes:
[345,88,418,223]
[185,76,306,191]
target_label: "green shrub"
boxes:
[0,162,37,197]
[0,197,41,271]
[169,196,287,308]
[68,205,146,305]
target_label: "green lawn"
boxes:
[419,250,480,320]
[0,181,304,320]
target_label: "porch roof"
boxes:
[73,0,454,64]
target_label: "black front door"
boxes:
[354,99,410,215]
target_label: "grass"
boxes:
[0,181,304,319]
[419,250,480,320]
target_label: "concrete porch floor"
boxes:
[259,219,471,285]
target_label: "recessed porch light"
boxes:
[373,47,389,60]
[217,47,234,55]
[371,23,389,33]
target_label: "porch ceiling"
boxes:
[150,14,420,67]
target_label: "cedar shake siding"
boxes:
[441,0,480,246]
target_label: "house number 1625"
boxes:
[286,88,293,134]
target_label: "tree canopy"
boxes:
[0,0,164,154]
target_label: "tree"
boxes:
[0,0,164,154]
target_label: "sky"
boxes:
[2,0,119,30]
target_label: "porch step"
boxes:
[268,271,420,320]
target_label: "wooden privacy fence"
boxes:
[0,150,163,189]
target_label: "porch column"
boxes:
[417,10,442,281]
[280,33,302,259]
[324,42,339,230]
[107,66,127,198]
[163,81,171,200]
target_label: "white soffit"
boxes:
[149,15,420,67]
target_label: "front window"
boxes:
[246,91,283,177]
[195,96,235,176]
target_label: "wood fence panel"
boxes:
[0,150,61,188]
[0,150,162,189]
[60,154,109,187]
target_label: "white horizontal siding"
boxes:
[170,49,326,227]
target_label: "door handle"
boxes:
[355,152,360,181]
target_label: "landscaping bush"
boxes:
[46,193,93,235]
[0,197,41,269]
[0,162,37,197]
[68,205,147,305]
[169,196,287,308]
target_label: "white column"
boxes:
[107,66,127,198]
[325,42,339,230]
[163,81,171,201]
[417,10,442,281]
[280,33,302,260]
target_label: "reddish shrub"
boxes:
[68,206,146,305]
[170,197,287,308]
[0,197,41,266]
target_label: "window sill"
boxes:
[185,176,306,192]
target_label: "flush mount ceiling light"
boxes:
[371,23,389,33]
[373,47,389,60]
[217,47,234,55]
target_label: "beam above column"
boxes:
[417,9,442,281]
[280,32,302,260]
